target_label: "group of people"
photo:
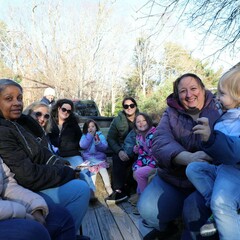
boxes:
[106,67,240,240]
[0,63,239,240]
[0,80,90,240]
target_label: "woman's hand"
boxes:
[118,150,129,161]
[190,151,212,163]
[192,117,211,142]
[32,210,46,226]
[174,151,212,166]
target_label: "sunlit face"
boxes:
[88,121,97,135]
[31,106,50,128]
[58,103,72,121]
[218,84,238,110]
[0,85,23,120]
[178,76,205,110]
[135,115,149,132]
[123,99,137,117]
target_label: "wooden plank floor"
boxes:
[80,160,182,240]
[81,194,153,240]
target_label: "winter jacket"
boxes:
[152,90,220,189]
[202,108,240,165]
[132,127,156,171]
[107,111,136,154]
[123,129,137,158]
[80,131,108,161]
[40,97,55,106]
[0,158,48,220]
[48,115,82,157]
[202,131,240,166]
[0,115,75,191]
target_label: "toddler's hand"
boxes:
[94,134,100,143]
[32,210,46,226]
[133,145,139,153]
[192,117,211,142]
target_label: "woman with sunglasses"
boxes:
[106,97,139,204]
[48,99,83,165]
[49,99,97,202]
[23,101,59,154]
[0,79,90,240]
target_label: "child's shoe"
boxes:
[200,214,217,237]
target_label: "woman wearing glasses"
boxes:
[49,99,97,202]
[48,99,83,165]
[106,97,139,204]
[23,101,59,153]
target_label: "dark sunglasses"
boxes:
[34,112,50,119]
[61,107,72,114]
[123,104,135,109]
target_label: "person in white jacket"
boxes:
[0,158,76,240]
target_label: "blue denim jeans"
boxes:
[0,202,75,240]
[138,174,189,230]
[45,202,76,240]
[39,179,90,234]
[138,174,219,239]
[211,165,240,240]
[186,162,217,207]
[182,191,216,240]
[0,219,51,240]
[186,162,240,239]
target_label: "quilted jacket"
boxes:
[0,158,48,220]
[152,90,220,189]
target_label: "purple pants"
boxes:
[133,166,155,193]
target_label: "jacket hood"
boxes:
[166,90,215,112]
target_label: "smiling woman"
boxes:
[137,73,221,239]
[0,79,90,239]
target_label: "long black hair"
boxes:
[51,98,75,123]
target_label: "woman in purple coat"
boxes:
[138,73,220,240]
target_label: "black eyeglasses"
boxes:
[61,107,72,114]
[123,104,135,109]
[34,112,50,119]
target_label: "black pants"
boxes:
[111,153,137,195]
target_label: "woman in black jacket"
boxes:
[49,99,82,160]
[49,98,97,201]
[0,79,90,239]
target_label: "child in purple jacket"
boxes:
[80,119,113,196]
